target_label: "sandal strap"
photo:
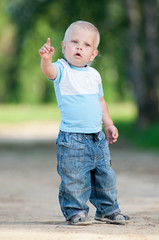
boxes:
[71,213,86,223]
[69,212,92,225]
[108,212,130,221]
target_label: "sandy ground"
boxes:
[0,122,159,240]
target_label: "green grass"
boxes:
[0,103,158,149]
[0,102,137,124]
[0,104,61,123]
[108,102,138,122]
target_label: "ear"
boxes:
[62,41,66,54]
[90,49,98,62]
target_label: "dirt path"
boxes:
[0,122,159,240]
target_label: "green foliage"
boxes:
[0,0,133,104]
[0,0,158,130]
[17,19,63,103]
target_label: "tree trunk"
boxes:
[126,0,159,126]
[144,0,159,122]
[126,0,146,126]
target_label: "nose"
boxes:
[77,44,82,50]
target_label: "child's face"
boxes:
[62,26,98,67]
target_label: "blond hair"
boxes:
[63,21,100,49]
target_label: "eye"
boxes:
[72,40,78,44]
[85,43,91,47]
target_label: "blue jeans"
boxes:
[56,130,120,220]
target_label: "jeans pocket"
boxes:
[58,141,85,175]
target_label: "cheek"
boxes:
[86,51,94,61]
[68,45,74,52]
[65,46,74,57]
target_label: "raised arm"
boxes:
[39,38,57,79]
[99,96,118,144]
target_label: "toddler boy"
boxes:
[39,21,129,225]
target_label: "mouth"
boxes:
[74,53,82,57]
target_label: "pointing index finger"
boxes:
[47,38,51,46]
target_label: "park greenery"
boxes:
[0,0,159,148]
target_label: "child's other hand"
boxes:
[39,38,55,60]
[105,125,118,144]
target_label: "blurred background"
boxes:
[0,1,159,232]
[0,0,159,149]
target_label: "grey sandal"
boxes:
[95,212,130,225]
[68,212,92,225]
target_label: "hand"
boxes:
[105,125,119,144]
[39,38,55,60]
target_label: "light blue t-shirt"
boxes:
[50,58,104,133]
